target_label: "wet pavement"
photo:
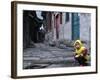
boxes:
[23,43,88,69]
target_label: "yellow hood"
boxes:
[74,40,83,47]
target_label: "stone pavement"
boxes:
[23,43,89,69]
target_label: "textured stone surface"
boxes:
[23,43,79,69]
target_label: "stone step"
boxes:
[24,57,75,64]
[23,57,90,69]
[23,57,80,69]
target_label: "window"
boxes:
[60,12,62,24]
[66,12,69,22]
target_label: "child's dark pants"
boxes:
[75,56,88,66]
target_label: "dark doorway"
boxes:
[23,10,44,48]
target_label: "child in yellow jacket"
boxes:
[74,40,89,66]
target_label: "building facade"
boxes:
[44,12,91,43]
[31,11,91,45]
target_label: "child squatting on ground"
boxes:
[74,40,90,66]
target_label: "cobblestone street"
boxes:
[23,43,80,69]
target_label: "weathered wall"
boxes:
[59,13,72,41]
[80,13,91,42]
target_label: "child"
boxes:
[74,40,89,66]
